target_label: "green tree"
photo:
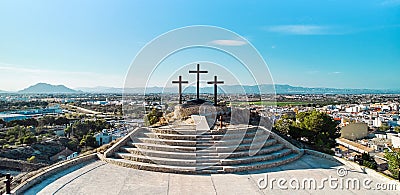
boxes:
[384,150,400,179]
[0,139,6,145]
[293,110,340,149]
[67,139,79,151]
[394,126,400,133]
[360,153,377,169]
[79,134,97,147]
[6,118,38,127]
[55,117,70,126]
[380,123,390,131]
[274,114,295,135]
[38,116,56,126]
[72,120,111,140]
[64,126,72,137]
[0,119,6,127]
[23,135,37,145]
[144,108,162,126]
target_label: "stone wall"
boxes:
[11,154,98,195]
[304,149,400,186]
[104,127,141,158]
[173,104,230,120]
[258,126,303,154]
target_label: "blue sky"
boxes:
[0,0,399,91]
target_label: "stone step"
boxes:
[144,131,270,143]
[104,125,303,174]
[116,147,292,167]
[138,135,273,149]
[139,137,197,146]
[199,130,269,140]
[120,147,196,159]
[210,126,260,134]
[148,126,260,136]
[115,152,197,166]
[123,142,284,160]
[132,142,196,152]
[149,127,196,135]
[220,148,293,166]
[106,158,196,174]
[115,152,232,167]
[196,156,221,164]
[108,158,226,174]
[225,143,285,158]
[196,138,277,153]
[129,136,278,153]
[195,135,271,146]
[145,133,197,140]
[107,151,302,174]
[223,152,302,173]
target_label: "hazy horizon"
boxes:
[2,82,400,93]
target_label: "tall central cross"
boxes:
[172,76,188,104]
[189,64,208,100]
[207,75,224,106]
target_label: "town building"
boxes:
[340,123,368,140]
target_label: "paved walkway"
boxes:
[24,154,400,195]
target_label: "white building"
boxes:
[391,134,400,148]
[95,129,124,146]
[95,129,112,145]
[373,117,383,127]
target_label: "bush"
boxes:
[23,136,37,145]
[0,139,6,145]
[144,108,162,126]
[363,160,377,169]
[7,137,15,143]
[27,156,36,163]
[384,150,400,179]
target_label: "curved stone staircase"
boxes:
[102,125,303,174]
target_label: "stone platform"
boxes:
[24,154,399,195]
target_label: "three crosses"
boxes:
[172,64,224,106]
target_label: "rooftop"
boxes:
[336,138,375,153]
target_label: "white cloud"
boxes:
[332,71,342,74]
[266,25,333,35]
[209,39,247,46]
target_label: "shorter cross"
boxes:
[207,76,224,106]
[172,76,189,104]
[4,173,12,194]
[219,115,223,129]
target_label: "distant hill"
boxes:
[77,84,400,94]
[19,83,79,94]
[75,86,123,94]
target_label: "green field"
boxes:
[230,101,309,107]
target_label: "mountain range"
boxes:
[1,83,399,94]
[18,83,79,94]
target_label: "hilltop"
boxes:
[18,83,79,94]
